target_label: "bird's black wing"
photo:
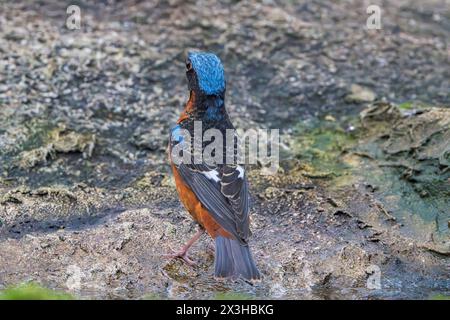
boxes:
[177,162,250,244]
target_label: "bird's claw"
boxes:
[164,248,196,266]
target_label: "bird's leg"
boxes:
[164,228,204,266]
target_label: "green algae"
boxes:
[398,102,413,110]
[355,107,450,239]
[17,125,95,170]
[291,118,358,179]
[292,104,450,242]
[429,294,450,300]
[0,119,96,171]
[0,283,74,300]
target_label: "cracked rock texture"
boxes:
[0,1,449,299]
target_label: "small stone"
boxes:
[345,84,376,103]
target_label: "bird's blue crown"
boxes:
[188,52,225,95]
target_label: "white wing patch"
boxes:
[237,166,245,179]
[202,170,221,182]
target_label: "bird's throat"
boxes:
[180,90,225,123]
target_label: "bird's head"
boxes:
[185,51,226,96]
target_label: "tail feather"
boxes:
[214,236,260,281]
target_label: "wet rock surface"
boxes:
[0,1,449,299]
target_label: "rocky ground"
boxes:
[0,0,449,299]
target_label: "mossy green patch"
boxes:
[429,294,450,300]
[291,119,357,178]
[397,101,434,112]
[292,105,450,241]
[0,283,74,300]
[18,119,57,153]
[398,101,413,110]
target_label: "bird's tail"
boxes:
[214,236,260,281]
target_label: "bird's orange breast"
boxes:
[171,164,232,239]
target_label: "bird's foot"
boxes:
[164,248,196,266]
[163,228,204,266]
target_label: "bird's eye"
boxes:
[186,62,192,71]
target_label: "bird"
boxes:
[167,51,260,281]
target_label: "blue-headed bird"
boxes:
[167,52,260,281]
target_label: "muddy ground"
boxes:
[0,0,449,299]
